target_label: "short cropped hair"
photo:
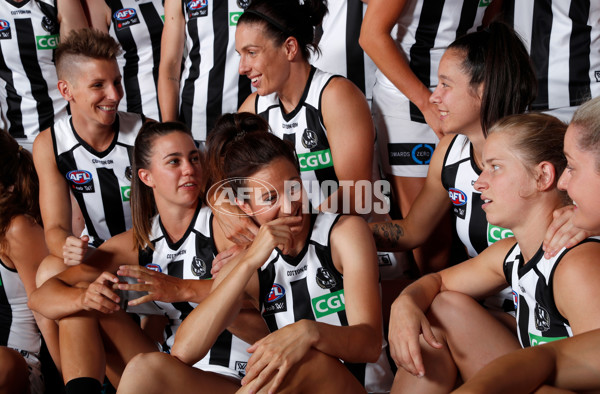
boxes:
[55,28,121,81]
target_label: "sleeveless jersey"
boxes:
[139,205,250,377]
[52,112,143,247]
[179,0,251,141]
[0,0,66,141]
[256,67,339,208]
[107,0,164,120]
[257,212,394,392]
[0,257,41,355]
[312,0,376,102]
[503,237,600,348]
[503,0,600,111]
[377,0,490,123]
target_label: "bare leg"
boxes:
[389,175,452,275]
[237,349,366,394]
[117,352,240,394]
[0,347,29,394]
[392,291,521,394]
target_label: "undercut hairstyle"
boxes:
[488,113,569,204]
[55,28,122,81]
[449,21,537,137]
[238,0,328,60]
[131,121,195,249]
[0,131,41,251]
[204,112,299,203]
[570,97,600,172]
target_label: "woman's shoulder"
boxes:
[5,215,42,243]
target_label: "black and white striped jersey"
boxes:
[139,204,250,377]
[312,0,376,102]
[257,212,394,392]
[256,67,339,209]
[107,0,164,120]
[0,258,41,355]
[52,112,143,247]
[503,237,600,347]
[503,0,600,111]
[377,0,490,122]
[179,0,251,141]
[0,0,67,142]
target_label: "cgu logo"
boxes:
[267,284,285,302]
[187,0,207,10]
[488,225,513,242]
[114,8,136,20]
[298,149,332,171]
[448,188,467,206]
[312,289,346,318]
[0,20,9,31]
[67,170,92,185]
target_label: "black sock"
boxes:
[65,377,102,394]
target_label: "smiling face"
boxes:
[62,57,123,129]
[138,131,201,210]
[474,132,538,229]
[235,22,291,96]
[238,156,307,230]
[430,48,483,137]
[558,125,600,232]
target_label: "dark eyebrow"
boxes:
[163,152,183,160]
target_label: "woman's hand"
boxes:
[213,205,259,245]
[243,216,302,270]
[543,205,592,258]
[80,271,121,314]
[211,244,247,277]
[241,320,318,394]
[388,295,442,377]
[63,235,89,266]
[116,265,187,306]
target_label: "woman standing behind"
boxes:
[0,132,58,394]
[86,0,164,120]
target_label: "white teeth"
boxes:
[98,106,115,111]
[251,77,258,83]
[484,199,491,203]
[440,111,449,116]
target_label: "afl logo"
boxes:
[187,0,207,11]
[267,284,285,302]
[0,20,10,31]
[67,170,92,185]
[145,264,162,273]
[114,8,137,20]
[448,188,467,206]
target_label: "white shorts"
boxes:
[372,80,439,178]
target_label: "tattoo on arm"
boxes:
[372,222,405,251]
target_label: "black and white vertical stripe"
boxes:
[52,112,143,246]
[138,205,251,376]
[504,0,600,110]
[107,0,164,120]
[0,0,67,141]
[179,0,251,141]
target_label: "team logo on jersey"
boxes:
[36,34,59,50]
[67,170,95,193]
[297,149,333,172]
[236,0,250,9]
[235,361,247,376]
[377,253,392,267]
[0,20,11,40]
[114,8,141,30]
[595,71,600,83]
[312,289,345,318]
[316,267,336,289]
[191,257,207,277]
[121,186,131,202]
[263,283,287,315]
[512,290,518,310]
[487,224,513,244]
[534,303,551,332]
[125,166,133,181]
[41,15,58,34]
[186,0,208,18]
[145,263,162,273]
[528,332,567,347]
[301,129,318,149]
